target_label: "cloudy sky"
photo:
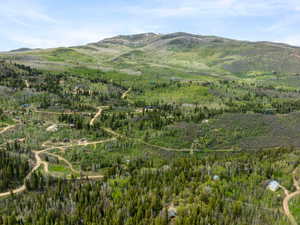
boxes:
[1,0,300,51]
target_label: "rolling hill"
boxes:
[2,32,300,78]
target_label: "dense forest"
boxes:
[0,149,30,192]
[0,148,292,225]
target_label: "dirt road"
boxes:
[0,137,115,198]
[0,125,16,135]
[102,127,194,152]
[24,80,30,88]
[283,191,300,225]
[89,106,109,126]
[44,151,80,174]
[0,149,44,198]
[141,141,191,152]
[291,53,300,60]
[0,185,26,198]
[34,110,92,115]
[282,168,300,225]
[121,88,132,99]
[44,151,104,180]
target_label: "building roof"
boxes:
[213,175,220,181]
[267,180,280,192]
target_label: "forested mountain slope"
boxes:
[1,33,300,225]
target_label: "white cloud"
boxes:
[9,28,114,49]
[152,7,196,17]
[126,0,299,18]
[279,35,300,46]
[125,6,197,18]
[218,0,236,7]
[0,0,112,49]
[0,0,56,25]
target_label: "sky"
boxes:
[1,0,300,51]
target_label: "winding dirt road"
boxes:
[0,125,16,135]
[291,53,300,60]
[34,110,91,115]
[283,191,300,225]
[281,168,300,225]
[0,149,43,197]
[0,185,26,198]
[141,141,191,152]
[101,127,237,153]
[90,106,109,126]
[0,137,115,198]
[44,152,77,173]
[121,88,132,99]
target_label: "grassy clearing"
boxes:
[131,84,217,105]
[48,164,73,176]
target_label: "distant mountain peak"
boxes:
[97,32,160,47]
[9,48,33,53]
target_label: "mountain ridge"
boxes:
[2,32,300,76]
[95,32,300,49]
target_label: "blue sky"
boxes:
[1,0,300,51]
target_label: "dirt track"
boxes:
[24,80,30,88]
[0,149,43,198]
[34,110,91,115]
[89,106,109,126]
[281,168,300,225]
[291,53,300,60]
[283,191,300,225]
[0,185,26,198]
[121,88,132,99]
[101,127,237,153]
[0,137,114,198]
[0,125,16,135]
[44,152,78,174]
[141,141,191,152]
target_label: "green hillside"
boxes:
[2,32,300,78]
